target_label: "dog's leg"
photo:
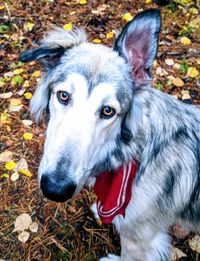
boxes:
[120,230,170,261]
[100,227,170,261]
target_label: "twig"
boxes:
[158,51,200,59]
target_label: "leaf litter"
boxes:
[0,0,199,260]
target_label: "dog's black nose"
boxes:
[40,174,76,202]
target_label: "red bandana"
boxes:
[93,161,137,224]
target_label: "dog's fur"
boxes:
[20,9,200,261]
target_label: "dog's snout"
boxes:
[40,174,76,202]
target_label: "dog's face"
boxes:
[20,9,161,202]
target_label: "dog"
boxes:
[20,9,200,261]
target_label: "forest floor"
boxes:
[0,0,200,260]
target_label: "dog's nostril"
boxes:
[40,174,76,202]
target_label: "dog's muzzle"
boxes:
[40,174,76,202]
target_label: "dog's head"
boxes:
[20,9,161,202]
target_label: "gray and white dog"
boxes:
[20,9,200,261]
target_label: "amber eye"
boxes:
[100,106,116,119]
[57,91,70,105]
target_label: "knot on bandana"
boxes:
[93,161,137,224]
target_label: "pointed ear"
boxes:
[19,46,65,70]
[19,27,87,70]
[114,9,161,86]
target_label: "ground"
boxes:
[0,0,200,260]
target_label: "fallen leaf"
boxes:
[182,93,191,100]
[0,112,10,124]
[0,92,13,99]
[187,67,199,78]
[0,151,13,162]
[122,12,133,22]
[14,213,32,232]
[172,77,184,87]
[22,119,33,126]
[24,22,34,32]
[11,172,19,181]
[106,32,114,39]
[63,23,73,31]
[156,67,168,76]
[11,75,23,86]
[165,58,174,66]
[188,235,200,253]
[23,80,29,88]
[1,173,9,179]
[15,158,28,172]
[180,36,191,45]
[23,132,33,140]
[93,38,102,44]
[18,231,30,243]
[145,0,152,3]
[171,247,187,260]
[10,98,22,106]
[0,5,5,10]
[32,70,40,78]
[6,125,11,132]
[24,92,32,99]
[13,68,24,75]
[5,161,17,170]
[79,0,87,4]
[29,222,39,233]
[173,63,181,69]
[19,169,33,177]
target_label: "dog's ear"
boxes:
[20,46,65,70]
[20,27,87,70]
[114,9,161,86]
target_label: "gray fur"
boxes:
[21,9,200,261]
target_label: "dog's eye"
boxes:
[57,91,69,105]
[100,106,116,119]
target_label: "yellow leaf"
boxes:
[153,60,158,67]
[1,173,9,179]
[23,80,29,88]
[5,161,17,170]
[24,22,34,32]
[106,32,114,39]
[63,23,73,31]
[0,151,13,163]
[122,12,133,22]
[23,132,33,141]
[19,169,32,177]
[0,112,10,124]
[172,77,184,87]
[197,59,200,65]
[10,98,22,106]
[0,5,5,10]
[6,125,11,132]
[24,92,32,99]
[145,0,152,3]
[93,38,102,44]
[189,7,198,14]
[188,235,200,253]
[79,0,87,4]
[13,68,24,75]
[180,36,191,45]
[32,70,40,78]
[187,67,199,78]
